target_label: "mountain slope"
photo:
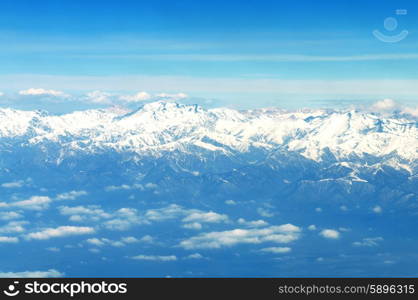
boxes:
[0,101,416,169]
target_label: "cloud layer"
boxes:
[0,269,63,278]
[179,224,301,249]
[26,226,95,240]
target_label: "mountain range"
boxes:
[0,101,416,204]
[0,101,417,277]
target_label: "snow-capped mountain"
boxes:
[0,101,417,167]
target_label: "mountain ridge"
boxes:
[0,101,416,172]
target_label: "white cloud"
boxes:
[0,236,19,243]
[0,221,27,234]
[156,93,188,100]
[237,218,268,227]
[368,99,418,118]
[145,204,185,221]
[13,196,51,210]
[59,205,111,222]
[26,226,95,240]
[118,91,187,103]
[144,182,158,189]
[5,75,418,100]
[182,211,228,224]
[0,269,63,278]
[185,253,205,259]
[340,205,348,211]
[55,190,87,200]
[98,53,418,63]
[353,237,383,247]
[401,106,418,117]
[104,208,146,230]
[308,225,317,231]
[225,200,236,205]
[179,224,301,250]
[339,227,350,232]
[119,91,151,103]
[84,90,112,104]
[370,99,398,112]
[104,183,144,192]
[103,218,141,231]
[0,196,51,210]
[99,238,124,247]
[121,236,140,244]
[260,247,292,254]
[1,180,24,188]
[182,222,202,230]
[19,88,67,97]
[319,229,340,239]
[86,236,136,248]
[130,254,177,262]
[105,184,132,191]
[257,208,274,218]
[372,206,382,214]
[107,240,125,247]
[86,237,105,246]
[0,211,22,221]
[145,205,230,231]
[59,205,106,216]
[69,215,83,222]
[61,203,229,232]
[137,235,155,244]
[46,247,60,252]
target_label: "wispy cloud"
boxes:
[130,254,177,262]
[319,229,340,239]
[103,208,146,231]
[0,221,27,234]
[26,226,95,240]
[0,269,63,278]
[119,91,151,103]
[86,237,124,247]
[260,246,292,254]
[182,211,229,224]
[1,180,25,188]
[353,237,383,247]
[68,53,418,62]
[366,99,418,117]
[85,235,144,248]
[0,236,19,243]
[237,218,268,228]
[0,211,22,221]
[55,190,88,201]
[0,196,51,210]
[19,88,68,97]
[179,224,301,250]
[2,75,418,99]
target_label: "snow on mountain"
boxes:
[0,101,416,168]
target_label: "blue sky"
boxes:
[0,0,417,110]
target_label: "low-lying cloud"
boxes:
[26,226,95,240]
[179,224,301,250]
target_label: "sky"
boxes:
[0,0,417,112]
